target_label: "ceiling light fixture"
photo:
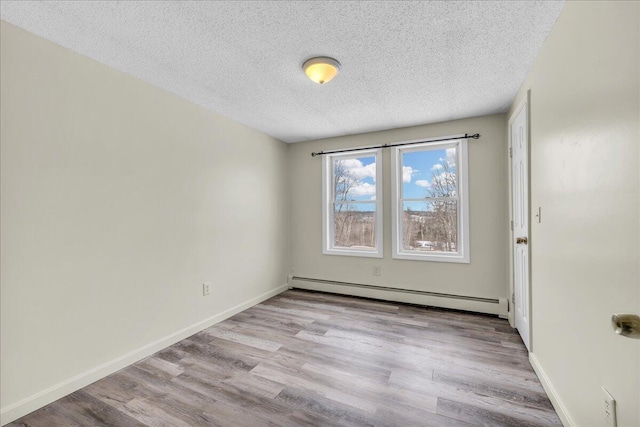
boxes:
[303,57,341,84]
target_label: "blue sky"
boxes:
[402,148,451,199]
[334,147,456,211]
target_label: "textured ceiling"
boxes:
[0,1,564,143]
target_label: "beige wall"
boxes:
[0,21,289,422]
[508,1,639,426]
[288,114,509,303]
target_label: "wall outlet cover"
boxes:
[602,387,616,427]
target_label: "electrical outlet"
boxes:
[372,266,381,276]
[602,387,616,427]
[202,282,211,296]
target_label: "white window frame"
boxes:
[322,148,383,258]
[391,138,470,263]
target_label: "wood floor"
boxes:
[8,290,561,427]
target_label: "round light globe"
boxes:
[303,57,341,84]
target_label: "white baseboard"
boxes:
[498,298,509,319]
[0,284,289,426]
[529,352,575,427]
[290,276,508,317]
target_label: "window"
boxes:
[322,149,383,257]
[391,138,469,263]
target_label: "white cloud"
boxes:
[445,148,457,166]
[437,149,457,167]
[415,180,431,188]
[431,164,444,171]
[340,158,376,181]
[350,182,376,197]
[433,171,455,183]
[403,166,414,183]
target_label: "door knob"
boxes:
[611,314,640,339]
[516,237,528,244]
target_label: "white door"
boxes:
[511,102,530,351]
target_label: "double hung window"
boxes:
[321,137,469,263]
[391,139,469,263]
[322,149,383,257]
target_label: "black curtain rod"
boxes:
[310,133,480,157]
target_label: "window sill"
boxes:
[323,248,383,258]
[393,251,469,263]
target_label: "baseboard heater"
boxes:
[288,276,509,318]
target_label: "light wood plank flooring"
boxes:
[8,290,561,426]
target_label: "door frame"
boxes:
[508,90,532,351]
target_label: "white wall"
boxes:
[0,21,290,423]
[508,2,639,426]
[288,114,509,308]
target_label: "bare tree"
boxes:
[333,160,359,247]
[332,160,375,248]
[403,157,458,252]
[427,160,457,251]
[403,208,416,250]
